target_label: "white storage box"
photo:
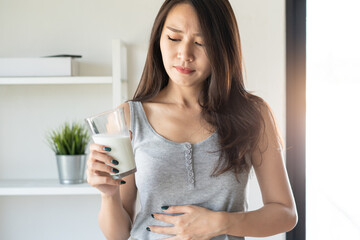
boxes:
[0,57,79,77]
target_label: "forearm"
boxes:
[219,203,297,237]
[98,193,132,240]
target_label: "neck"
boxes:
[159,80,204,108]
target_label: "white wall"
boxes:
[231,1,286,240]
[0,0,286,239]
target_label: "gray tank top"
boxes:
[128,101,250,240]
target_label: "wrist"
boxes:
[218,211,246,236]
[215,211,231,235]
[101,190,121,201]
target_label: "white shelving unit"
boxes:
[0,40,127,197]
[0,76,112,85]
[0,179,99,196]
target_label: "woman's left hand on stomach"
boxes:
[149,205,227,239]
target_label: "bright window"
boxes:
[306,0,360,239]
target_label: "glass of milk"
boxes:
[85,108,136,179]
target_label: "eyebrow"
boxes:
[166,26,203,37]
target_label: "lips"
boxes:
[175,66,195,74]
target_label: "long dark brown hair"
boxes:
[133,0,277,177]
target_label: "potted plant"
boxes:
[47,122,90,184]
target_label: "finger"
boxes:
[152,213,177,225]
[161,205,193,214]
[90,151,114,165]
[147,226,177,236]
[89,143,112,153]
[87,173,122,186]
[86,167,107,179]
[88,160,117,175]
[87,165,122,181]
[87,166,109,178]
[87,168,125,184]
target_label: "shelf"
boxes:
[0,76,112,85]
[0,179,100,196]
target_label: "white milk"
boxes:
[92,134,136,178]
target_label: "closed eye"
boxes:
[167,36,180,42]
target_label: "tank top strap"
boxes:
[128,100,149,137]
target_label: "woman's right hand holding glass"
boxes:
[86,143,124,197]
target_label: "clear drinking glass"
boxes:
[85,108,136,179]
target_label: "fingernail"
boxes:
[120,180,126,185]
[112,168,119,173]
[161,206,169,210]
[104,147,111,152]
[146,227,151,232]
[151,214,154,218]
[111,159,119,165]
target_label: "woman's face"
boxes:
[159,3,211,88]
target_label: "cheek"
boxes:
[160,40,172,66]
[200,56,212,76]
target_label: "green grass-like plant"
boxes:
[47,122,91,155]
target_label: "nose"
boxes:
[177,41,194,63]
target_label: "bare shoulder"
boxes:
[251,97,275,123]
[257,99,282,142]
[251,99,283,166]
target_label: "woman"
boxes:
[87,0,298,239]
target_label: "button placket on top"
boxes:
[184,143,195,187]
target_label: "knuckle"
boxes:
[187,206,194,212]
[88,154,96,163]
[94,152,109,163]
[88,152,95,160]
[106,177,116,185]
[89,143,98,151]
[87,159,93,168]
[177,218,184,226]
[178,228,186,235]
[92,151,100,159]
[104,177,111,184]
[86,175,93,185]
[90,143,104,153]
[90,161,97,169]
